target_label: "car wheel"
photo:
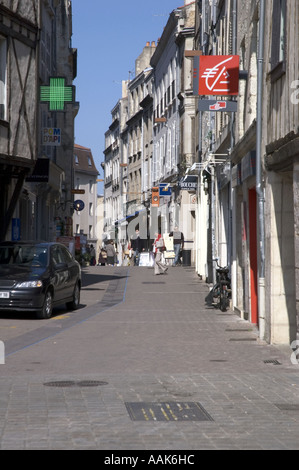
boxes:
[66,282,80,310]
[36,290,53,319]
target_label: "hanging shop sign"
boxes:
[193,55,239,96]
[159,183,172,197]
[71,189,85,195]
[73,200,85,212]
[42,128,61,146]
[151,187,160,207]
[40,77,74,111]
[179,176,198,191]
[26,158,49,183]
[197,99,238,112]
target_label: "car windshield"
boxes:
[0,245,48,267]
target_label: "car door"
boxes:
[59,245,76,299]
[51,245,69,302]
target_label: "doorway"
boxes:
[248,188,258,325]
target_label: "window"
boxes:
[74,154,79,164]
[51,246,64,265]
[60,245,73,263]
[271,0,286,82]
[0,36,7,121]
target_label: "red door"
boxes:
[248,189,258,325]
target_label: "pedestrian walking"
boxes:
[169,226,184,266]
[90,244,96,266]
[153,232,168,275]
[105,241,116,266]
[131,228,144,266]
[98,247,107,266]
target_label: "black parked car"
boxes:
[0,242,81,319]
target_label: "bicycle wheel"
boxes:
[211,283,220,308]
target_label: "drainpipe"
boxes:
[256,0,266,340]
[230,0,237,308]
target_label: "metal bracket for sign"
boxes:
[209,153,230,163]
[188,154,230,175]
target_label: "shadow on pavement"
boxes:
[81,270,128,288]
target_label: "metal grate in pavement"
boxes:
[275,404,299,411]
[125,402,214,422]
[44,380,108,388]
[142,282,166,284]
[229,338,256,341]
[263,359,281,365]
[226,328,253,332]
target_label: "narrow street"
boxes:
[0,265,299,451]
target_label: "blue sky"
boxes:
[72,0,182,192]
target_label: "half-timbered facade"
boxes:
[0,0,39,241]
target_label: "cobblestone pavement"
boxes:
[0,265,299,450]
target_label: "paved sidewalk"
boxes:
[0,265,299,450]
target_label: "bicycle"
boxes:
[211,258,231,312]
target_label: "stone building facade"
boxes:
[73,144,99,250]
[195,0,299,346]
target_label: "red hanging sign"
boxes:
[197,55,239,96]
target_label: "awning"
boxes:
[116,208,147,225]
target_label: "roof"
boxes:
[74,144,99,175]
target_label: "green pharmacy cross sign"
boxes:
[40,78,74,111]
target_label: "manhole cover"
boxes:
[44,380,108,388]
[125,402,213,422]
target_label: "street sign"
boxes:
[198,99,238,112]
[193,55,239,96]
